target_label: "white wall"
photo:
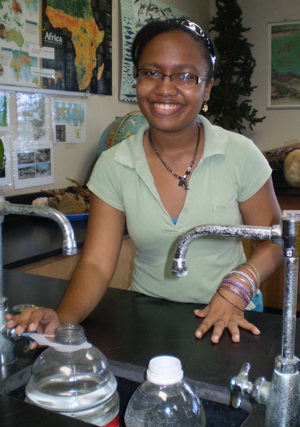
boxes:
[232,0,300,151]
[5,1,300,196]
[5,0,209,196]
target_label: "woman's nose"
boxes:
[154,75,178,94]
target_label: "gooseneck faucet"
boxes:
[172,212,300,427]
[0,190,77,365]
[0,196,77,256]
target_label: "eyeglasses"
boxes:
[136,68,209,87]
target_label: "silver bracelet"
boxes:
[228,270,257,296]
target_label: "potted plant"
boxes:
[205,0,265,132]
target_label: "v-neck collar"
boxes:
[112,115,229,227]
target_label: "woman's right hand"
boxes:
[5,306,61,349]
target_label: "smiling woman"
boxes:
[7,19,283,346]
[134,27,213,136]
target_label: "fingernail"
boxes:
[196,331,202,338]
[212,335,219,343]
[233,334,240,342]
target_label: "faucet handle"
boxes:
[7,327,37,342]
[230,362,253,408]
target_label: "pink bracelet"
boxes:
[221,278,252,301]
[238,262,260,287]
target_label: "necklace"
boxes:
[148,122,200,190]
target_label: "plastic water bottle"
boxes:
[124,355,206,426]
[25,324,119,427]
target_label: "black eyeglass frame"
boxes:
[136,68,209,86]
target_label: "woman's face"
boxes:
[136,30,213,133]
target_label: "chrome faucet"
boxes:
[0,194,77,256]
[0,190,77,365]
[172,212,300,427]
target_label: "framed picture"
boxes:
[268,20,300,108]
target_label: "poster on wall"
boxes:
[13,145,53,189]
[16,92,50,142]
[0,0,40,88]
[13,92,54,189]
[0,91,9,130]
[0,136,13,187]
[268,20,300,108]
[52,101,86,144]
[0,0,112,95]
[120,0,186,102]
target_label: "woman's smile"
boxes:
[153,103,180,111]
[151,102,183,116]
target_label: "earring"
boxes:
[202,101,208,113]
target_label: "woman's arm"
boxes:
[56,193,126,324]
[194,177,284,343]
[238,177,283,282]
[6,193,126,335]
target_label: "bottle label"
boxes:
[104,413,119,427]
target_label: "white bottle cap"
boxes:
[146,355,184,385]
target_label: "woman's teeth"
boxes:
[155,103,178,110]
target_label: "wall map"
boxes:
[0,0,112,95]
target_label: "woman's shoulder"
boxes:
[98,123,149,171]
[199,115,258,162]
[199,115,253,145]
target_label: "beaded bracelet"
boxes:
[221,278,252,301]
[217,289,245,312]
[219,283,250,306]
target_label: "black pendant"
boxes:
[178,178,189,190]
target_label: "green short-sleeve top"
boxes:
[88,116,271,304]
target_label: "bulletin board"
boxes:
[0,0,112,95]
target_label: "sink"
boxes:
[0,358,264,427]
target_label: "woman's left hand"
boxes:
[194,291,261,343]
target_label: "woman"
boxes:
[6,19,283,344]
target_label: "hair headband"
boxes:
[174,18,216,70]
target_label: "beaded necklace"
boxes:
[148,122,200,190]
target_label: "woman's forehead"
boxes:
[138,31,207,68]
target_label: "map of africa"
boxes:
[45,0,104,91]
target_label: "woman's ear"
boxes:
[204,77,214,101]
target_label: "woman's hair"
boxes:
[131,18,216,78]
